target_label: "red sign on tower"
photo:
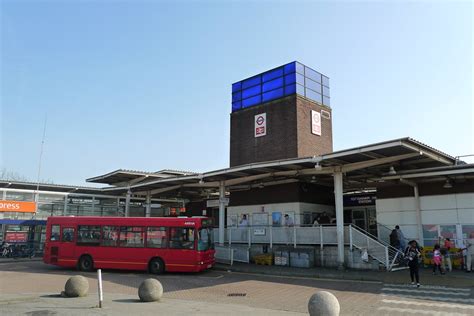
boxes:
[254,113,266,137]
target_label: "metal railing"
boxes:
[213,224,399,271]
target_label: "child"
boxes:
[433,244,445,275]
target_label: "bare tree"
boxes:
[0,168,30,182]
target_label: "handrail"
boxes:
[351,224,403,256]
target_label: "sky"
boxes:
[0,0,473,186]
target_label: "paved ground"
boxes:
[1,260,473,315]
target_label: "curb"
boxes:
[212,264,474,287]
[0,257,43,264]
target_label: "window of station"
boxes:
[169,227,195,250]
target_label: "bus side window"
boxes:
[101,226,118,247]
[146,227,167,248]
[51,225,60,241]
[62,228,75,242]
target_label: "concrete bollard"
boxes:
[308,291,340,316]
[138,278,163,302]
[64,275,89,297]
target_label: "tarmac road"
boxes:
[0,261,473,315]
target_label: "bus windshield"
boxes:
[198,227,214,251]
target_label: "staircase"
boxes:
[349,224,407,271]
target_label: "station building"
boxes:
[1,61,472,268]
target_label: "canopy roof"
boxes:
[2,137,469,200]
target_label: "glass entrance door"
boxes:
[352,209,367,230]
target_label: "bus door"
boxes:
[47,224,61,264]
[60,226,76,261]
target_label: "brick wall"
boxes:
[229,95,333,167]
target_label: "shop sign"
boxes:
[343,195,376,206]
[206,198,229,208]
[5,232,28,242]
[0,200,36,213]
[311,110,321,136]
[253,228,266,236]
[254,113,266,137]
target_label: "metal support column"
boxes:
[334,171,344,269]
[63,195,68,216]
[414,185,423,246]
[125,188,131,217]
[218,182,226,245]
[145,192,151,217]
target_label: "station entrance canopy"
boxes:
[89,137,457,199]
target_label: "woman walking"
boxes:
[405,240,421,287]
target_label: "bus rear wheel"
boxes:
[149,258,165,275]
[78,255,94,272]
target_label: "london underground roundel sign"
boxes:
[254,113,266,137]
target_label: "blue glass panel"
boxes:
[323,96,330,106]
[284,73,296,85]
[262,67,284,82]
[296,84,305,96]
[242,75,261,89]
[285,84,296,95]
[242,85,261,99]
[306,88,322,103]
[232,91,242,102]
[322,75,329,87]
[232,82,242,92]
[284,62,296,74]
[323,86,330,97]
[305,78,321,93]
[295,62,304,74]
[232,101,242,111]
[262,87,284,102]
[305,67,321,83]
[296,73,305,85]
[242,95,261,108]
[262,77,283,92]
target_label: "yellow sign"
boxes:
[0,200,36,213]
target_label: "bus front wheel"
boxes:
[149,258,165,275]
[78,255,94,272]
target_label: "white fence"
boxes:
[214,225,349,248]
[213,225,394,270]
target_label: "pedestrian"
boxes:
[464,238,474,273]
[238,214,249,242]
[404,240,421,287]
[317,212,330,224]
[432,244,445,275]
[390,229,400,249]
[284,214,294,227]
[395,225,406,252]
[239,214,249,227]
[312,217,319,227]
[443,237,453,272]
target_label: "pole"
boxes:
[97,269,103,308]
[218,182,225,245]
[334,171,344,269]
[35,114,47,212]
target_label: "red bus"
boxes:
[43,216,215,274]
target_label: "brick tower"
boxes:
[230,61,333,167]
